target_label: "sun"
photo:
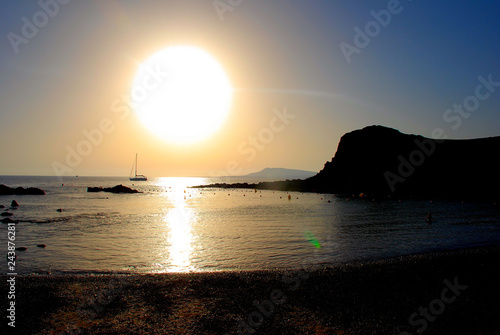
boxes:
[131,46,232,144]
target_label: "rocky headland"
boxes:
[195,126,500,201]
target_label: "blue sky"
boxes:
[1,0,499,176]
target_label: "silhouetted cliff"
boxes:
[305,125,500,200]
[196,126,500,201]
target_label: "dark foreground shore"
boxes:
[2,246,499,335]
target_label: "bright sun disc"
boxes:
[132,46,232,144]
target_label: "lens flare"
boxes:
[304,230,321,249]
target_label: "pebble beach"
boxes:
[2,245,499,334]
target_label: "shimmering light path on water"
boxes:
[1,176,499,275]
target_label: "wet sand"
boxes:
[2,245,499,334]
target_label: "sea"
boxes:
[1,175,499,275]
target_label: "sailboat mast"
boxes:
[135,153,138,177]
[129,153,147,181]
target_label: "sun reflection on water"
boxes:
[156,177,202,272]
[166,206,194,271]
[155,176,207,189]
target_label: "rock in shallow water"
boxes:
[87,184,141,194]
[0,184,45,195]
[11,200,19,207]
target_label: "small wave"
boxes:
[20,216,74,224]
[18,212,115,224]
[50,269,133,276]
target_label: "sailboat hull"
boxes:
[130,177,147,181]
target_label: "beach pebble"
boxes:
[37,244,46,248]
[0,205,4,208]
[56,208,63,212]
[1,212,14,217]
[11,200,20,207]
[1,218,17,224]
[15,247,27,251]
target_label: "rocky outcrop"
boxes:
[195,126,500,201]
[0,185,45,195]
[195,180,306,192]
[87,185,141,194]
[305,125,500,200]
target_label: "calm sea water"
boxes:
[1,175,499,275]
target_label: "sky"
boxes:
[1,0,499,177]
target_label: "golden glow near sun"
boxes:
[132,46,232,144]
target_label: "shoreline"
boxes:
[192,182,500,203]
[2,245,499,334]
[6,239,500,277]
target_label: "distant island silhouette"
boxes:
[195,125,500,202]
[232,168,316,180]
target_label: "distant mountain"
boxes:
[196,125,500,202]
[241,168,316,180]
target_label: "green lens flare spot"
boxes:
[304,230,321,249]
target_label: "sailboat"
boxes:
[129,154,147,181]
